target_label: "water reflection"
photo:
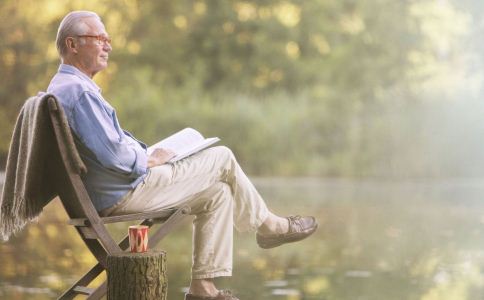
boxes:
[2,178,484,299]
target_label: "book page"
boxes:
[147,128,220,163]
[171,137,220,162]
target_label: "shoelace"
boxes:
[288,215,303,233]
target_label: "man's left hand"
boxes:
[147,148,176,168]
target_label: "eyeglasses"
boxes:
[76,35,112,45]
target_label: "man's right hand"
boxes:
[147,148,176,168]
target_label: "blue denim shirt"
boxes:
[47,64,148,212]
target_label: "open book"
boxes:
[147,128,220,163]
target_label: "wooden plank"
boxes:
[72,286,95,295]
[57,264,104,300]
[86,281,107,300]
[100,210,176,224]
[78,227,99,240]
[68,218,90,226]
[69,210,176,226]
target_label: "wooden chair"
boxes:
[45,95,190,299]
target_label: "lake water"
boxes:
[1,177,484,300]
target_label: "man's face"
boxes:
[75,18,112,77]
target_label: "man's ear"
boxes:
[65,37,78,54]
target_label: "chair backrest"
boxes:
[46,96,99,220]
[46,95,121,254]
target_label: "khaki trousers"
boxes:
[103,146,269,279]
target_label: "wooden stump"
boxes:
[107,250,167,300]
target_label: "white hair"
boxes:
[56,11,101,57]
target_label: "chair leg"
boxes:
[59,221,148,299]
[58,205,190,299]
[84,209,190,299]
[57,263,104,300]
[149,205,191,247]
[86,281,107,300]
[113,205,190,250]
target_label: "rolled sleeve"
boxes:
[72,91,147,178]
[129,144,148,177]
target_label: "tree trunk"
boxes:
[107,250,167,300]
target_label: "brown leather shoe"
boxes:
[184,290,239,300]
[256,215,318,249]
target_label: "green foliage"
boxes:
[0,0,479,177]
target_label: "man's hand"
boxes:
[147,148,176,168]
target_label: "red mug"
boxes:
[129,225,149,253]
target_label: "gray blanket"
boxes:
[0,93,85,240]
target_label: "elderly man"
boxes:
[47,11,317,300]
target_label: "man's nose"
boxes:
[103,42,112,52]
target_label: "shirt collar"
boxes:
[58,64,102,92]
